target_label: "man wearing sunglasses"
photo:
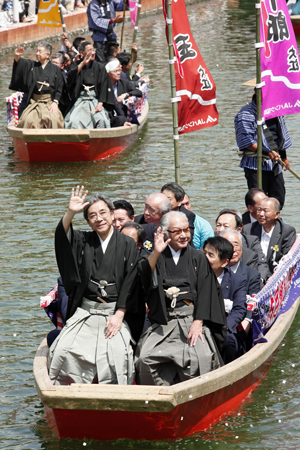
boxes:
[135,211,227,386]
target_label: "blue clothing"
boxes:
[234,100,292,173]
[87,0,125,42]
[193,213,214,250]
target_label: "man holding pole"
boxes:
[87,0,128,63]
[234,82,292,209]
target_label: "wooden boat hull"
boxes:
[8,101,148,162]
[291,15,300,35]
[34,296,299,441]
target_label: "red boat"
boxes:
[7,101,148,162]
[33,237,300,441]
[291,15,300,35]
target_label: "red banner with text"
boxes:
[163,0,219,135]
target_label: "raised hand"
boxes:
[154,227,170,254]
[14,46,24,62]
[68,185,89,213]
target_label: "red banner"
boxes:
[163,0,219,135]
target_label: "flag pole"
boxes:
[129,0,142,77]
[120,0,127,49]
[58,0,67,33]
[256,1,263,189]
[166,0,180,184]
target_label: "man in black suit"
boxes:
[219,229,261,295]
[242,188,267,225]
[203,236,247,364]
[243,198,296,274]
[215,208,269,281]
[134,193,171,251]
[106,59,143,127]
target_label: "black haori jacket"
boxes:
[138,245,227,352]
[55,218,145,342]
[9,58,64,106]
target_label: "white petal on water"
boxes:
[271,390,274,393]
[13,334,17,337]
[238,413,241,416]
[225,423,228,426]
[278,419,282,423]
[282,343,285,347]
[281,370,284,372]
[235,436,239,439]
[82,373,85,377]
[189,395,192,398]
[181,417,183,420]
[250,424,253,428]
[292,364,295,367]
[145,400,148,404]
[282,380,286,384]
[83,443,87,446]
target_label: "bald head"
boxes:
[144,193,171,226]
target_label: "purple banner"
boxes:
[252,236,300,344]
[260,0,300,120]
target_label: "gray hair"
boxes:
[83,193,114,220]
[37,41,52,55]
[160,211,188,238]
[219,228,243,246]
[261,197,280,212]
[51,52,64,64]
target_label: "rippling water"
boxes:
[1,1,300,448]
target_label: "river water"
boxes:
[1,0,300,449]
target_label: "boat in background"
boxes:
[291,15,300,35]
[33,237,300,441]
[7,101,148,162]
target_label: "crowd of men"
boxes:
[48,182,296,387]
[9,30,149,130]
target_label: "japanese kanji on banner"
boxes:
[261,0,300,120]
[129,0,138,28]
[37,0,61,27]
[163,0,218,135]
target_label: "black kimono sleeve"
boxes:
[9,57,34,93]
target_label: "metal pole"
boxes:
[58,0,67,33]
[129,0,142,77]
[166,0,180,184]
[256,1,262,189]
[13,0,19,23]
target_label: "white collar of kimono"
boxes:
[98,228,114,253]
[168,245,181,265]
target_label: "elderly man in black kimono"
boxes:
[49,186,144,385]
[135,211,227,386]
[10,41,64,129]
[65,41,115,129]
[106,59,143,127]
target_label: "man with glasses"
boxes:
[49,186,144,385]
[135,211,227,386]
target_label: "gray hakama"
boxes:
[49,299,134,385]
[135,305,221,386]
[136,245,227,386]
[64,89,110,129]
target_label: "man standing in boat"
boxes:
[65,41,115,129]
[9,42,64,129]
[235,82,292,209]
[87,0,127,63]
[49,186,144,385]
[135,211,227,386]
